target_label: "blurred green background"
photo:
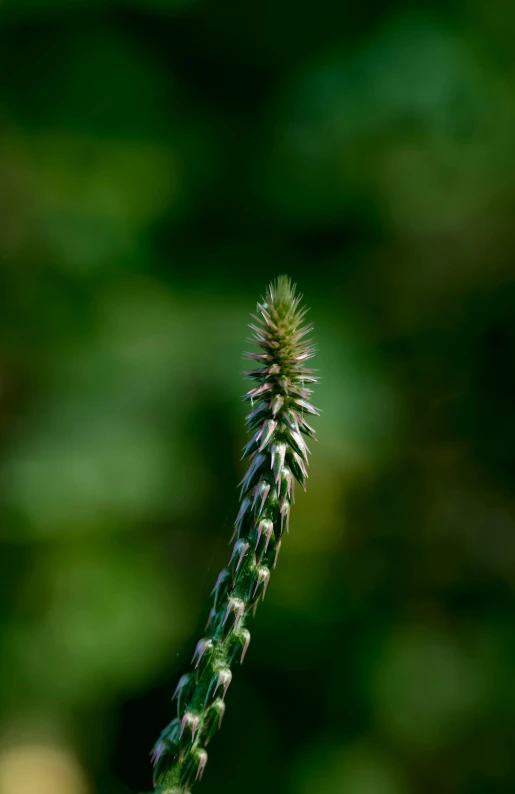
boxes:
[1,1,515,793]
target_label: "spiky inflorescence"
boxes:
[151,276,319,793]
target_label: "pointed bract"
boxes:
[271,442,287,488]
[251,566,270,603]
[270,394,284,417]
[180,712,200,745]
[239,453,266,497]
[255,518,274,558]
[252,480,271,519]
[259,419,278,451]
[222,598,245,636]
[229,540,252,581]
[211,568,232,610]
[231,496,252,542]
[173,674,196,717]
[192,638,214,670]
[202,700,226,744]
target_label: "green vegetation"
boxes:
[1,3,515,794]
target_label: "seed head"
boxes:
[151,277,318,792]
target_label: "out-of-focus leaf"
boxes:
[291,741,409,794]
[369,626,486,749]
[262,16,515,231]
[1,544,189,707]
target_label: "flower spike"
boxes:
[151,276,318,792]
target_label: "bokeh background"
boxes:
[2,1,515,793]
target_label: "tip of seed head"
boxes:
[267,274,299,317]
